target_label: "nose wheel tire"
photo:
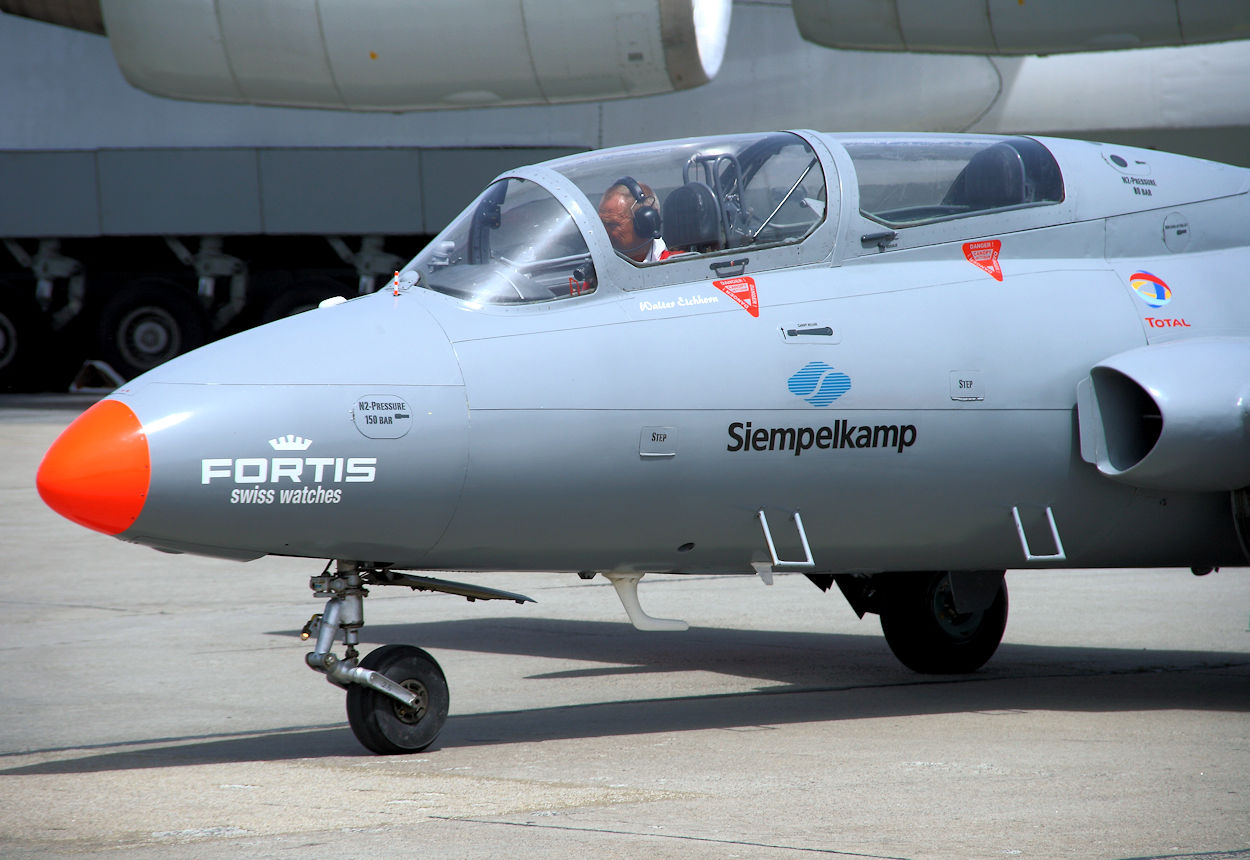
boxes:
[345,644,449,754]
[879,571,1008,674]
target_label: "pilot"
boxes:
[598,177,667,263]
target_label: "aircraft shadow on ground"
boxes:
[5,618,1248,775]
[359,615,1248,685]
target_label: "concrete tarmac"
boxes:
[2,396,1248,859]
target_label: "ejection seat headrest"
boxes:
[944,143,1027,211]
[662,181,721,252]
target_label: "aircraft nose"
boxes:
[36,399,150,535]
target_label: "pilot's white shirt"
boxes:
[642,238,667,263]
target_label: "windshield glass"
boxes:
[409,177,594,305]
[844,136,1063,228]
[557,131,826,264]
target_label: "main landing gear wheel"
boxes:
[346,644,449,755]
[96,281,207,379]
[879,571,1008,674]
[260,280,344,323]
[0,286,51,392]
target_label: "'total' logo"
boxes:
[714,276,759,317]
[963,240,1003,281]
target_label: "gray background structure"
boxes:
[0,147,580,238]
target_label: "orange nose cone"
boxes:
[37,399,150,535]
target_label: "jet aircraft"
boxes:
[36,130,1250,754]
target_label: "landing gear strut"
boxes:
[302,561,532,754]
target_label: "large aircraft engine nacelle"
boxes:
[98,0,730,110]
[1077,339,1250,493]
[791,0,1250,55]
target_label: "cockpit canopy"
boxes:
[403,131,1067,307]
[557,131,826,257]
[408,131,827,305]
[409,176,592,305]
[843,135,1064,228]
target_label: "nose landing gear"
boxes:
[302,561,533,754]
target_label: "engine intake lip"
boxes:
[1089,366,1162,473]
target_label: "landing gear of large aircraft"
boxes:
[878,571,1008,674]
[260,279,345,323]
[0,285,50,391]
[96,280,207,379]
[302,561,533,754]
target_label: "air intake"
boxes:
[1077,339,1250,492]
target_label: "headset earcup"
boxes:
[613,176,662,241]
[634,204,662,240]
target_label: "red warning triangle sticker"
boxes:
[713,276,760,317]
[963,240,1003,281]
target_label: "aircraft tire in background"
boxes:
[345,644,449,755]
[879,571,1008,674]
[0,285,54,392]
[95,280,208,380]
[259,280,345,323]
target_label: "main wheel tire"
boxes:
[260,281,344,323]
[879,571,1008,674]
[96,281,208,379]
[346,644,449,755]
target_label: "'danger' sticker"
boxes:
[963,240,1003,282]
[714,276,760,317]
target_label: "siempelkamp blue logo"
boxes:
[788,361,851,407]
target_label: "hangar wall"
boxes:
[0,147,580,238]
